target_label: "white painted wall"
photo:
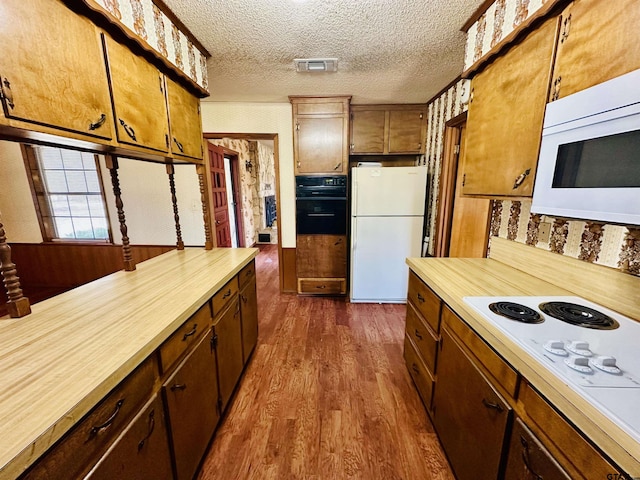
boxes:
[99,158,205,246]
[200,102,295,247]
[0,141,43,243]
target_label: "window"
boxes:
[23,145,112,242]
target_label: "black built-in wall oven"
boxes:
[295,175,347,235]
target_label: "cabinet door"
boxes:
[104,35,170,153]
[463,16,557,197]
[504,418,570,480]
[166,77,203,160]
[350,109,386,154]
[239,276,258,363]
[551,0,640,101]
[433,328,511,480]
[213,297,244,410]
[0,0,113,139]
[163,332,219,480]
[388,109,426,154]
[85,394,173,480]
[295,116,347,174]
[296,234,347,278]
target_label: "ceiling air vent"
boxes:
[294,58,338,72]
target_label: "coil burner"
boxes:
[539,302,619,330]
[488,302,544,324]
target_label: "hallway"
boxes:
[198,244,454,479]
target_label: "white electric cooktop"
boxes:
[464,296,640,443]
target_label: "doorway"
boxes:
[434,112,491,258]
[203,133,286,291]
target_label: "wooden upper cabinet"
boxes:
[166,76,203,160]
[291,96,351,175]
[0,0,113,140]
[462,16,558,197]
[350,105,426,155]
[551,0,640,101]
[103,34,170,153]
[350,109,386,153]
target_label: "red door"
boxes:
[207,143,232,247]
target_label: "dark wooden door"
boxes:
[207,143,232,247]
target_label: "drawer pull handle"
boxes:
[223,289,232,299]
[482,398,504,412]
[119,119,137,141]
[416,293,425,303]
[411,363,420,375]
[89,113,107,131]
[316,285,327,289]
[414,329,423,340]
[173,137,184,153]
[137,409,156,451]
[241,294,247,303]
[2,78,15,109]
[520,436,543,480]
[171,383,187,391]
[89,399,124,439]
[512,168,531,189]
[182,323,197,341]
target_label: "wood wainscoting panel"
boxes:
[280,247,297,293]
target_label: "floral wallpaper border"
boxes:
[92,0,209,92]
[463,0,550,72]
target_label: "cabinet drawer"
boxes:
[238,260,256,288]
[442,305,519,397]
[85,394,173,480]
[22,357,158,479]
[405,302,438,373]
[297,278,346,295]
[407,271,441,332]
[504,418,570,480]
[404,335,435,412]
[159,302,212,373]
[519,381,619,479]
[212,276,239,315]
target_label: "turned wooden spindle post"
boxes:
[197,164,213,250]
[105,155,136,271]
[166,163,184,250]
[0,220,31,318]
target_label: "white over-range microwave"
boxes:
[532,68,640,226]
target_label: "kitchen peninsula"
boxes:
[0,247,257,479]
[405,237,640,479]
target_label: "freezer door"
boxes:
[350,215,424,303]
[352,166,428,216]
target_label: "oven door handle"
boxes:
[308,213,335,217]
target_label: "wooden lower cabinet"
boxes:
[163,331,220,480]
[403,335,435,411]
[213,297,244,411]
[296,234,347,295]
[240,273,258,363]
[432,327,512,480]
[504,418,570,480]
[85,394,173,480]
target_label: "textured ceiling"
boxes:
[162,0,484,104]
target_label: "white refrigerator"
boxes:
[350,166,428,303]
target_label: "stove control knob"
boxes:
[592,356,622,375]
[565,356,592,373]
[544,340,567,356]
[567,340,592,357]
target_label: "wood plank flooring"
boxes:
[197,245,453,480]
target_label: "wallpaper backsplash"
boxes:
[491,200,640,276]
[92,0,208,91]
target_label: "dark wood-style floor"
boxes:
[197,244,454,480]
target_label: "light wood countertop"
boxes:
[0,247,257,479]
[406,243,640,477]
